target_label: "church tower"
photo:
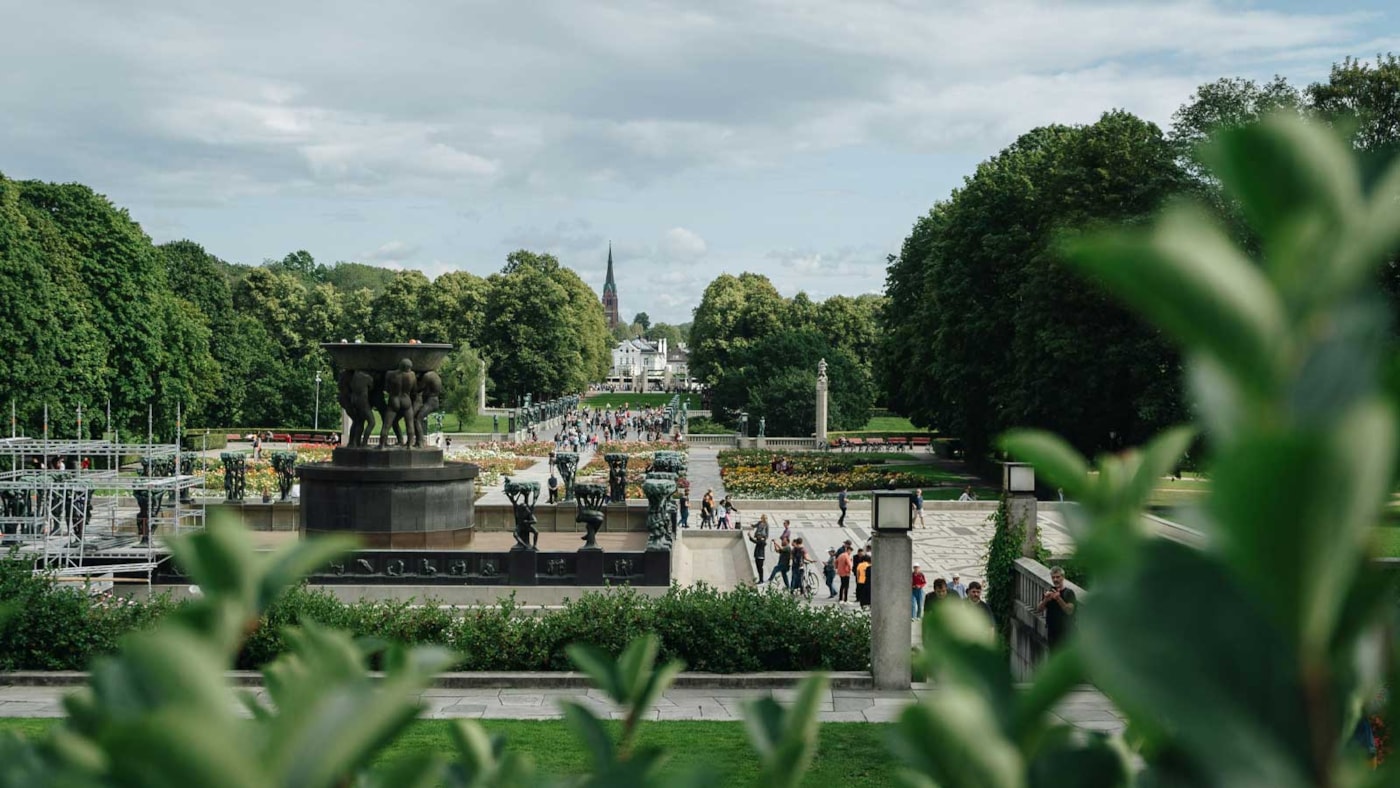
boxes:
[602,243,620,329]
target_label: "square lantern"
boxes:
[1003,462,1036,494]
[872,491,914,532]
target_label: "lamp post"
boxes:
[870,490,915,690]
[1003,461,1038,557]
[314,371,323,432]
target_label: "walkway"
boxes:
[684,446,727,500]
[0,683,1124,730]
[476,445,596,506]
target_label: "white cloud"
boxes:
[361,240,421,266]
[659,227,708,261]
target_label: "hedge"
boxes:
[182,431,228,450]
[0,558,872,673]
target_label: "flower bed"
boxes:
[718,449,928,498]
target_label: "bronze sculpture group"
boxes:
[338,357,443,449]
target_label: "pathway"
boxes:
[476,445,596,506]
[0,683,1125,730]
[684,446,727,500]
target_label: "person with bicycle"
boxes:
[790,537,809,596]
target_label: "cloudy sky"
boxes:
[3,1,1398,323]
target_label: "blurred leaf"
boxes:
[742,674,827,788]
[999,431,1090,500]
[1026,726,1130,788]
[1210,399,1394,651]
[567,643,623,702]
[890,686,1024,788]
[1062,204,1286,399]
[1078,540,1312,788]
[919,603,1013,725]
[561,701,616,771]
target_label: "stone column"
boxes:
[1013,493,1039,558]
[815,358,829,443]
[871,529,913,690]
[477,363,487,412]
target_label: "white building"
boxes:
[608,337,692,391]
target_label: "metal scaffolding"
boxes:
[0,436,204,585]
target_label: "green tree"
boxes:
[482,250,610,402]
[1169,76,1300,181]
[323,261,397,294]
[0,175,107,434]
[368,270,433,342]
[632,311,651,332]
[710,329,871,435]
[17,180,191,437]
[428,270,488,349]
[646,322,685,349]
[439,345,486,425]
[882,112,1187,462]
[688,272,786,384]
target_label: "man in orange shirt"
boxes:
[835,547,853,603]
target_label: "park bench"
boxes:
[846,438,865,451]
[888,437,909,449]
[866,438,886,450]
[910,436,933,452]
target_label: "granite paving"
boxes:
[0,684,1124,731]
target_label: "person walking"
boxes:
[835,547,853,602]
[701,489,715,528]
[913,489,925,527]
[679,496,690,529]
[823,548,838,599]
[767,536,792,587]
[837,487,848,526]
[912,564,927,620]
[750,516,770,581]
[855,552,872,608]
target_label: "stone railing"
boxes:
[1009,557,1086,681]
[759,437,820,450]
[684,434,739,447]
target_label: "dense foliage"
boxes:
[0,560,870,673]
[690,273,882,436]
[0,192,608,435]
[881,56,1400,464]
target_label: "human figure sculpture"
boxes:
[738,413,749,437]
[818,358,828,383]
[504,479,540,550]
[641,477,677,551]
[381,358,417,448]
[604,453,629,502]
[270,451,297,501]
[412,369,443,448]
[758,417,766,438]
[574,482,607,550]
[341,369,377,447]
[220,452,246,501]
[554,451,579,502]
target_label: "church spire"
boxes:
[601,242,620,329]
[604,243,616,293]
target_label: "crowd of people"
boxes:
[550,404,685,449]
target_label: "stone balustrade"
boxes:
[1009,557,1087,680]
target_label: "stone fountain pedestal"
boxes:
[298,447,478,548]
[297,342,478,549]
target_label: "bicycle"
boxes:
[800,563,821,601]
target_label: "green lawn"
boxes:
[0,719,897,785]
[584,393,697,410]
[1376,524,1400,558]
[439,412,499,432]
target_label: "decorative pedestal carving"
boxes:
[577,549,605,585]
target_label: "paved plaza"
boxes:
[0,683,1124,731]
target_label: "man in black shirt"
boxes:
[837,488,848,526]
[1036,566,1077,648]
[750,516,770,581]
